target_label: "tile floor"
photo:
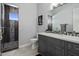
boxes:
[2,44,38,56]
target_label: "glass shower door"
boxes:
[1,4,19,52]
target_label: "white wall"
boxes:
[7,3,37,47]
[37,3,51,33]
[19,3,37,47]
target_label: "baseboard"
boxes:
[19,43,31,48]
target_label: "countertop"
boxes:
[38,32,79,44]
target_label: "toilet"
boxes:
[30,38,38,49]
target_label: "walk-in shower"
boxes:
[1,4,19,52]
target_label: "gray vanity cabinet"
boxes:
[38,34,79,56]
[38,35,65,56]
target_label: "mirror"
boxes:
[47,3,79,35]
[73,8,79,33]
[51,5,73,33]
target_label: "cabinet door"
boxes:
[47,38,56,56]
[55,47,64,56]
[67,42,79,56]
[47,37,65,56]
[38,35,49,55]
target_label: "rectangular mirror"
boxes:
[47,3,78,34]
[52,5,73,33]
[73,8,79,33]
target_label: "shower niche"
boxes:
[1,4,19,52]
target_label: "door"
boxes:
[1,4,19,52]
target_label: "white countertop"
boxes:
[38,32,79,44]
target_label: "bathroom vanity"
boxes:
[38,32,79,56]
